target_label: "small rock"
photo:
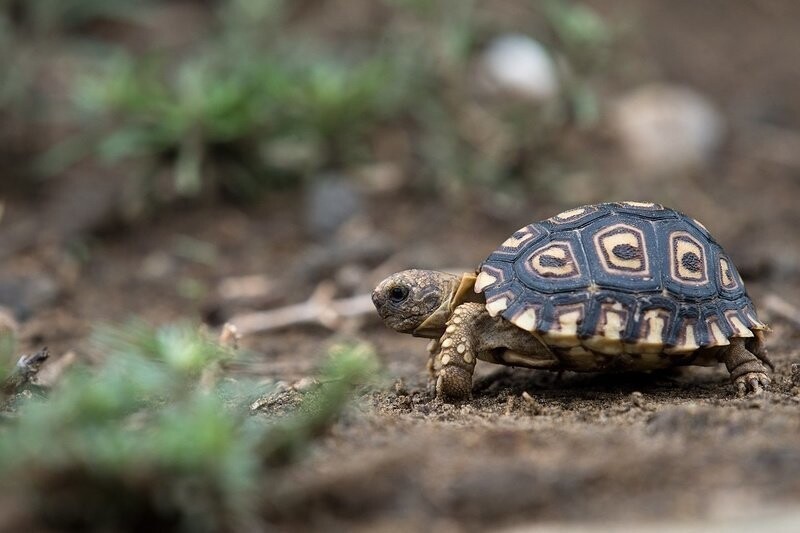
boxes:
[791,363,800,386]
[394,378,408,396]
[249,396,270,412]
[521,391,544,415]
[477,34,560,102]
[630,391,644,408]
[140,252,177,280]
[0,275,60,320]
[612,83,724,175]
[305,178,364,239]
[503,395,515,415]
[292,377,320,393]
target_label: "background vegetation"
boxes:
[3,0,614,208]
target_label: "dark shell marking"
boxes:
[477,202,766,356]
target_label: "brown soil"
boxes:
[4,0,800,530]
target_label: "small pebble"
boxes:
[292,377,320,393]
[630,391,644,408]
[394,378,409,396]
[612,83,724,175]
[249,397,270,412]
[478,34,559,102]
[521,391,543,415]
[504,395,516,416]
[790,363,800,386]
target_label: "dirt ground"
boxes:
[4,0,800,531]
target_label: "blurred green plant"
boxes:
[26,0,616,209]
[541,0,612,127]
[0,329,17,398]
[542,0,612,73]
[0,0,146,190]
[53,44,405,202]
[0,321,378,532]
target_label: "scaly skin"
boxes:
[434,302,557,400]
[435,303,481,400]
[426,338,441,377]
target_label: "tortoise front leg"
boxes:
[435,302,483,401]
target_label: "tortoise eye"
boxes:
[389,286,409,302]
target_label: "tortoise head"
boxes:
[372,269,463,338]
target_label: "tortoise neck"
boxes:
[450,272,482,310]
[412,272,483,338]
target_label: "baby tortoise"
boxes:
[373,202,772,401]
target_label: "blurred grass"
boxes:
[2,0,614,208]
[0,321,378,532]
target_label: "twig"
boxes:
[36,350,77,388]
[763,294,800,330]
[230,285,376,336]
[2,347,50,397]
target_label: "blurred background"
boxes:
[2,0,800,319]
[1,0,800,531]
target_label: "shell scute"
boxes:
[514,231,590,294]
[581,216,662,293]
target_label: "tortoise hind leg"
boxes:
[747,329,774,371]
[721,337,771,396]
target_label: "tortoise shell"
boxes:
[475,201,766,358]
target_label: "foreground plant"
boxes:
[0,321,377,532]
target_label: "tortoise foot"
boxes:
[435,366,473,402]
[734,372,770,396]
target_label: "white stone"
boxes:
[612,84,725,174]
[479,34,560,102]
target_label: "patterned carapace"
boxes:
[476,201,764,355]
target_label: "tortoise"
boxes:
[372,201,772,401]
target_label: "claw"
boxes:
[734,372,770,396]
